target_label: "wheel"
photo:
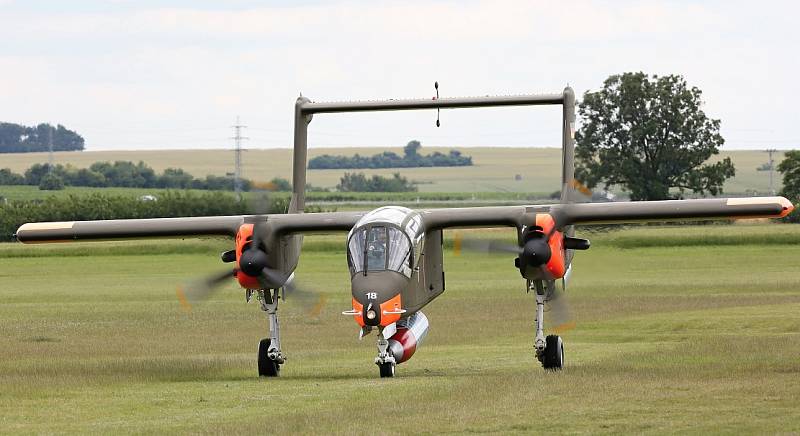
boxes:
[258,338,280,377]
[541,335,564,370]
[378,361,395,378]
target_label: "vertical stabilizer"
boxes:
[291,96,311,214]
[561,86,576,204]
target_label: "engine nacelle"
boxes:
[388,311,429,364]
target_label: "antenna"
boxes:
[434,81,440,127]
[765,148,777,195]
[231,116,248,201]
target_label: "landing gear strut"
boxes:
[375,327,396,378]
[530,280,564,371]
[257,289,285,377]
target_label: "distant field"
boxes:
[0,147,781,195]
[1,224,799,433]
[0,186,552,211]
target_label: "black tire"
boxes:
[258,338,280,377]
[541,335,564,370]
[378,362,395,378]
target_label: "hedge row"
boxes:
[0,191,296,242]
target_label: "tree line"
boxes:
[0,122,84,153]
[0,191,338,242]
[308,140,472,169]
[0,161,254,191]
[336,172,416,192]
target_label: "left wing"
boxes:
[420,196,794,230]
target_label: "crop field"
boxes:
[0,147,780,195]
[1,224,799,433]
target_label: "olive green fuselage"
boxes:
[351,229,445,319]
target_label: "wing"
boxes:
[266,211,366,235]
[15,216,246,243]
[420,197,794,230]
[15,197,794,243]
[556,196,794,226]
[15,211,367,244]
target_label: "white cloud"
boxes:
[0,1,797,150]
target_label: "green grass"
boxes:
[0,147,781,194]
[1,225,799,433]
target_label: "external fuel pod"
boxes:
[388,312,429,364]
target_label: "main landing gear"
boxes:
[255,289,285,377]
[530,280,564,371]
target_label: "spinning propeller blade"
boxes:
[176,268,236,313]
[546,288,575,333]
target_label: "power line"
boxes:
[231,116,248,201]
[765,148,777,195]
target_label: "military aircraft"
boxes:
[15,88,794,378]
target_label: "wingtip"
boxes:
[778,196,795,218]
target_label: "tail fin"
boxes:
[291,96,312,214]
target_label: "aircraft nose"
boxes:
[351,272,409,327]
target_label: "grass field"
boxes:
[0,147,782,194]
[1,224,799,433]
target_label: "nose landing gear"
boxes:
[375,328,397,378]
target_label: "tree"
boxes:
[0,122,84,153]
[778,150,800,222]
[308,141,472,169]
[337,172,416,192]
[158,168,195,189]
[25,163,56,185]
[403,140,422,159]
[0,168,24,185]
[267,177,292,191]
[575,72,735,201]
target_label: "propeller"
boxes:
[176,268,235,313]
[455,233,553,269]
[455,230,576,332]
[544,283,575,333]
[176,188,326,316]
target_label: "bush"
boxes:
[0,168,24,185]
[0,191,334,242]
[38,173,65,190]
[4,160,254,192]
[337,172,417,192]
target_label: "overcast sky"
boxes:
[1,0,797,151]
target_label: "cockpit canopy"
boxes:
[347,206,422,277]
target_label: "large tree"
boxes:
[575,72,735,200]
[0,122,84,153]
[778,150,800,222]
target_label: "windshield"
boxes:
[348,226,411,276]
[366,226,387,271]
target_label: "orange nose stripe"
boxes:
[379,294,403,326]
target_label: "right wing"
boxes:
[15,216,246,243]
